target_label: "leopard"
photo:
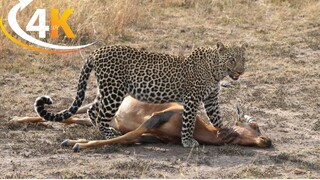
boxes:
[34,42,248,147]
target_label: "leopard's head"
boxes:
[217,42,248,80]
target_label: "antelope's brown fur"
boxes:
[13,96,271,151]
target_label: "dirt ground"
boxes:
[1,0,320,178]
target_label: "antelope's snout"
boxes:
[232,123,272,148]
[256,135,272,148]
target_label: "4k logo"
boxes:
[27,8,75,39]
[0,0,94,54]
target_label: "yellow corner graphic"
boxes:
[0,17,82,54]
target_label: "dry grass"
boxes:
[1,0,319,47]
[0,0,148,46]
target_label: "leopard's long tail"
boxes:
[34,57,94,122]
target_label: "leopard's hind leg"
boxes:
[87,100,99,126]
[96,87,126,139]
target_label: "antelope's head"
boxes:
[232,105,272,148]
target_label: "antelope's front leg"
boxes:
[10,103,94,125]
[203,87,222,128]
[181,97,200,147]
[11,117,46,123]
[10,116,93,126]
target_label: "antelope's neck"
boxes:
[194,125,238,145]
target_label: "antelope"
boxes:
[12,96,272,152]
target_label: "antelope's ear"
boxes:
[235,119,239,126]
[217,42,226,52]
[241,42,249,50]
[249,122,260,132]
[233,110,239,126]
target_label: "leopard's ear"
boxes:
[241,42,248,50]
[217,42,226,52]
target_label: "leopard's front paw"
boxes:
[182,138,199,148]
[104,127,122,139]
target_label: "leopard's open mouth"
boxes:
[227,69,242,80]
[229,72,240,80]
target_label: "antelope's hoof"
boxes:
[11,116,20,122]
[182,138,199,148]
[8,117,20,125]
[60,139,70,147]
[72,144,81,152]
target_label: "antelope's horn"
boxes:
[244,115,256,123]
[236,104,244,120]
[234,104,243,125]
[234,112,239,126]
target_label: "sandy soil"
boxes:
[1,0,320,178]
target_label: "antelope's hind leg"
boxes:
[69,110,176,152]
[70,127,148,152]
[61,139,90,147]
